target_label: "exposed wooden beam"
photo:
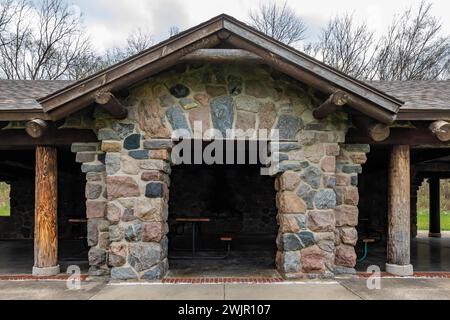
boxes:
[26,119,48,138]
[33,145,59,276]
[179,49,264,64]
[95,92,128,119]
[313,91,349,120]
[429,120,450,142]
[353,116,390,142]
[346,127,450,146]
[0,129,98,147]
[225,35,396,124]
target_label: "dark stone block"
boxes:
[276,114,304,140]
[210,96,234,137]
[145,182,164,198]
[123,134,141,150]
[169,84,190,98]
[166,106,190,132]
[129,150,149,159]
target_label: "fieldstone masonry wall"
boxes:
[72,64,369,280]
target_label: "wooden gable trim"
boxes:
[223,18,403,113]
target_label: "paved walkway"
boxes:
[2,278,450,300]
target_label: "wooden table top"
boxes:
[175,217,211,222]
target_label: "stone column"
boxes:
[334,144,369,274]
[33,146,59,276]
[429,177,441,238]
[386,145,413,276]
[72,142,109,276]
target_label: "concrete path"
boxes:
[1,278,450,300]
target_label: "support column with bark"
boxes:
[33,145,59,276]
[429,177,441,238]
[386,145,413,276]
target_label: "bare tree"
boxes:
[0,0,92,80]
[168,26,180,37]
[248,0,307,46]
[305,13,378,79]
[373,1,449,80]
[103,27,153,66]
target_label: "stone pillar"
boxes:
[386,145,413,276]
[72,142,110,276]
[33,146,59,276]
[334,144,369,274]
[275,128,346,278]
[429,177,441,238]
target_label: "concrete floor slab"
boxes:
[90,283,225,300]
[224,282,360,300]
[339,278,450,300]
[0,280,105,300]
[2,278,450,300]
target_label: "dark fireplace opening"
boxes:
[167,163,278,277]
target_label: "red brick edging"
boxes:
[162,277,285,284]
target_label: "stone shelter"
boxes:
[0,15,449,280]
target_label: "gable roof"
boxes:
[33,14,403,124]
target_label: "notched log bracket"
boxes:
[94,91,128,119]
[313,90,349,120]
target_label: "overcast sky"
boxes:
[70,0,450,53]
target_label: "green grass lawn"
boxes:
[0,204,10,216]
[417,211,450,231]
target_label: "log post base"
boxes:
[428,232,442,238]
[32,265,60,276]
[386,263,414,276]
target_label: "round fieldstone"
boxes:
[125,222,142,242]
[145,182,165,198]
[121,208,137,222]
[141,259,168,280]
[303,166,321,189]
[169,84,190,98]
[110,267,138,280]
[109,225,124,242]
[98,128,119,141]
[123,134,141,150]
[281,251,301,273]
[88,247,106,266]
[128,242,162,272]
[86,183,102,200]
[105,153,120,175]
[166,106,190,132]
[314,189,337,209]
[276,114,304,140]
[112,123,135,139]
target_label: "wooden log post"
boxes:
[429,177,441,238]
[313,91,349,120]
[32,146,59,276]
[386,145,414,276]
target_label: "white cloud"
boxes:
[72,0,450,53]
